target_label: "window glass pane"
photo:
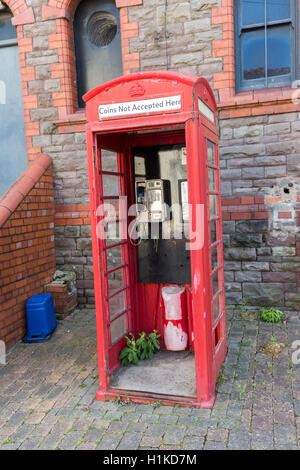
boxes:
[102,174,120,196]
[211,245,218,271]
[242,28,265,80]
[108,268,125,285]
[105,221,121,242]
[213,294,222,323]
[242,0,290,26]
[106,244,123,270]
[267,0,290,22]
[97,200,125,242]
[207,141,215,164]
[109,290,126,320]
[267,25,291,77]
[210,221,217,244]
[108,277,124,293]
[209,195,218,218]
[0,10,17,41]
[212,270,221,297]
[208,168,216,191]
[110,314,127,344]
[101,150,118,172]
[242,0,265,26]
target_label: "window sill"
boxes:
[218,86,298,110]
[53,110,87,128]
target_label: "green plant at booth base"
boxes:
[135,330,161,361]
[259,307,284,323]
[146,330,161,358]
[119,330,161,366]
[119,333,139,366]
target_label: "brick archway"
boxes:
[2,0,28,16]
[46,0,142,16]
[47,0,81,16]
[41,0,142,113]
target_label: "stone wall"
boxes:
[128,0,222,90]
[220,113,300,309]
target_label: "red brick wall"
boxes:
[0,158,56,350]
[222,197,267,221]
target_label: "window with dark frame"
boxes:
[73,0,123,108]
[234,0,298,91]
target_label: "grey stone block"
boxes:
[30,108,58,122]
[270,262,300,273]
[242,167,264,179]
[242,261,269,271]
[32,35,49,50]
[221,169,242,180]
[224,248,256,261]
[243,282,284,306]
[266,140,298,155]
[221,181,232,196]
[184,18,211,34]
[32,135,52,147]
[225,291,243,304]
[236,220,268,233]
[220,144,265,158]
[35,65,51,80]
[227,157,254,168]
[287,154,300,175]
[272,246,296,257]
[230,233,262,247]
[235,271,262,282]
[222,221,235,234]
[26,52,59,66]
[23,22,57,37]
[233,125,263,139]
[225,282,242,291]
[264,166,287,178]
[264,122,290,135]
[224,261,242,270]
[255,155,286,166]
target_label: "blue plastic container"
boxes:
[25,293,57,342]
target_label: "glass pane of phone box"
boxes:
[133,144,191,284]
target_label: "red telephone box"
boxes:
[84,71,227,408]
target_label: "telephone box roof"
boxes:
[83,70,217,110]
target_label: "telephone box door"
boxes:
[94,135,133,372]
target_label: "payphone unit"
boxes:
[135,179,170,223]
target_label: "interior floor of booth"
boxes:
[110,349,196,397]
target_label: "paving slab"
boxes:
[0,308,298,450]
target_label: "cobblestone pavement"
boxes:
[0,308,300,450]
